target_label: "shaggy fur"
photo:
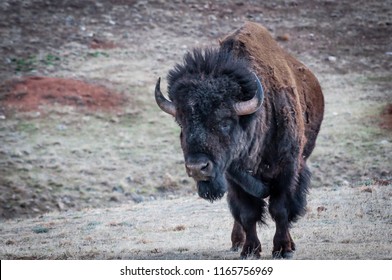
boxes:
[160,22,324,259]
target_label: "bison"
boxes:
[154,21,324,259]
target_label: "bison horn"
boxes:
[155,77,176,116]
[234,73,264,116]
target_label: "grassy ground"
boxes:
[0,0,391,259]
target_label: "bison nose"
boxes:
[185,158,213,181]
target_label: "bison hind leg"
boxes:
[230,220,245,252]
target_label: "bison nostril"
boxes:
[186,162,208,173]
[200,162,209,171]
[185,159,213,180]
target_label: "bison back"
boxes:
[220,21,324,158]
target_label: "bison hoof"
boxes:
[272,250,294,259]
[240,249,261,260]
[230,245,240,252]
[282,251,294,259]
[240,253,261,260]
[272,251,282,259]
[240,254,261,260]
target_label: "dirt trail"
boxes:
[0,0,391,259]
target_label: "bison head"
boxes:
[155,49,264,201]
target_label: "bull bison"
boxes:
[154,22,324,259]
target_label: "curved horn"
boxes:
[155,77,176,117]
[234,73,264,116]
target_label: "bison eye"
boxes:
[219,119,233,134]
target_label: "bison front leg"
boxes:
[269,200,295,259]
[230,219,261,259]
[240,221,262,259]
[227,181,266,259]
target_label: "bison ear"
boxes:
[234,73,264,116]
[155,77,176,117]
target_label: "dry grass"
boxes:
[0,182,390,260]
[0,0,391,260]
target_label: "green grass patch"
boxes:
[10,53,62,72]
[32,226,50,234]
[87,51,110,58]
[11,56,37,72]
[16,122,38,133]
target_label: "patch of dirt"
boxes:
[89,38,119,50]
[0,76,126,113]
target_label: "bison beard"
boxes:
[154,22,324,259]
[196,177,227,201]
